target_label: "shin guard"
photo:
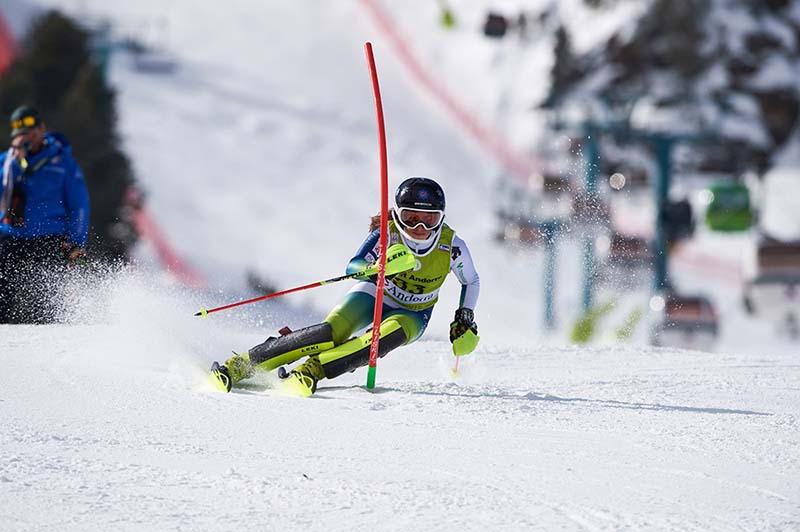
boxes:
[249,323,334,371]
[319,319,407,379]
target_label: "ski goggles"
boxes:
[11,116,37,131]
[396,208,443,231]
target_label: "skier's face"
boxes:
[11,124,46,156]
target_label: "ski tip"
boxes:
[209,361,232,393]
[276,376,314,398]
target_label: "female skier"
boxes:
[211,176,480,396]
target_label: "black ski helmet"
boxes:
[394,177,445,212]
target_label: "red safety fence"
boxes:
[125,187,206,288]
[0,13,15,75]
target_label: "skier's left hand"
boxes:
[449,307,478,343]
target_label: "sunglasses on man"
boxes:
[11,116,38,131]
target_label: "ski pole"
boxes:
[450,355,460,378]
[450,330,479,377]
[195,272,363,317]
[194,243,414,317]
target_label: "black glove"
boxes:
[449,307,477,343]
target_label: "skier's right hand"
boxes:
[365,269,399,284]
[362,243,414,282]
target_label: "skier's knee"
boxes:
[382,314,420,344]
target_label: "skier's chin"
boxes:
[408,228,432,241]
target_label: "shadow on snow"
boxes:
[230,381,771,416]
[373,383,773,417]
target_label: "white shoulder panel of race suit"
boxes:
[449,233,480,311]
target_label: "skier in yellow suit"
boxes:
[211,177,480,396]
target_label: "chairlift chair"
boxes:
[705,182,753,232]
[650,293,719,351]
[742,238,800,324]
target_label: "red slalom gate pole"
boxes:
[364,41,389,390]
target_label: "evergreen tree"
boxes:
[543,25,582,108]
[543,0,799,176]
[0,10,138,261]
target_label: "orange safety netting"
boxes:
[0,13,14,75]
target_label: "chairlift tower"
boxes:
[548,93,710,311]
[541,220,561,331]
[580,121,601,312]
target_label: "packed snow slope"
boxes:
[1,1,799,530]
[2,315,799,531]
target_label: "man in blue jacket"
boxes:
[0,106,90,323]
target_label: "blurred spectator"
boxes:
[0,105,90,323]
[437,0,456,29]
[516,12,529,41]
[483,12,508,38]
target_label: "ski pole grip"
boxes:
[385,243,415,276]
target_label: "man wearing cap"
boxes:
[0,105,90,323]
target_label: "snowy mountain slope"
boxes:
[7,0,799,348]
[16,0,576,346]
[384,0,652,157]
[2,320,798,531]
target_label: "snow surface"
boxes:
[4,319,799,531]
[2,1,800,530]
